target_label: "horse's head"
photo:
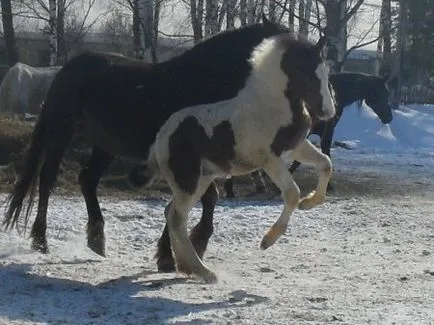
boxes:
[279,35,336,121]
[364,75,393,124]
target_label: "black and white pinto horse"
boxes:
[2,16,288,270]
[0,62,61,118]
[140,34,336,282]
[223,72,393,197]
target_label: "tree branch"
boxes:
[343,0,365,24]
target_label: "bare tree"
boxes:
[57,0,66,64]
[288,0,296,32]
[190,0,204,41]
[299,0,312,39]
[1,0,19,66]
[376,0,391,75]
[226,0,236,29]
[48,0,57,66]
[13,0,103,64]
[205,0,219,35]
[247,0,255,24]
[101,10,132,54]
[240,0,247,26]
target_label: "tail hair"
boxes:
[2,106,47,232]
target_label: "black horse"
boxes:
[2,15,287,272]
[223,72,393,197]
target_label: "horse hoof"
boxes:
[260,223,286,249]
[87,222,106,257]
[201,271,218,284]
[87,238,106,257]
[157,256,176,273]
[31,237,48,254]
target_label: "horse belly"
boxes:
[79,115,153,159]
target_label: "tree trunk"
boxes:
[133,0,142,59]
[288,0,296,32]
[0,0,19,66]
[137,0,154,61]
[269,0,276,22]
[48,0,57,66]
[226,0,236,29]
[247,0,255,24]
[56,0,66,65]
[190,0,204,42]
[152,0,161,63]
[240,0,247,26]
[324,0,347,73]
[299,0,312,39]
[205,0,219,35]
[392,0,408,107]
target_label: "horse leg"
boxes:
[320,121,335,158]
[292,139,332,210]
[251,171,266,194]
[165,177,217,283]
[223,177,235,198]
[78,147,113,257]
[260,156,300,250]
[30,151,64,253]
[320,122,336,191]
[156,182,218,272]
[155,203,175,272]
[190,182,218,259]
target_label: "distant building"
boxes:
[0,31,192,68]
[0,32,378,78]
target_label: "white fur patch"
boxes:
[315,63,336,119]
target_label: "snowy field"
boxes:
[1,103,433,325]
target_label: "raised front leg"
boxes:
[291,139,332,210]
[260,156,300,250]
[79,147,113,257]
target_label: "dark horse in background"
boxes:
[223,72,394,198]
[3,15,287,272]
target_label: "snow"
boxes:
[1,103,434,325]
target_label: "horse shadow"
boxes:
[0,263,269,324]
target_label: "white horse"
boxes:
[0,62,61,118]
[143,34,336,282]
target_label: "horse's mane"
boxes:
[169,22,287,63]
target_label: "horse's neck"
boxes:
[335,78,367,112]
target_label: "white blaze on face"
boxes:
[315,63,336,120]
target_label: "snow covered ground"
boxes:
[1,103,433,325]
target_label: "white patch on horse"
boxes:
[315,63,335,119]
[145,34,334,282]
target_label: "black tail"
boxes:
[2,106,48,231]
[2,63,79,232]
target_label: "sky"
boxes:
[8,0,383,51]
[95,0,384,51]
